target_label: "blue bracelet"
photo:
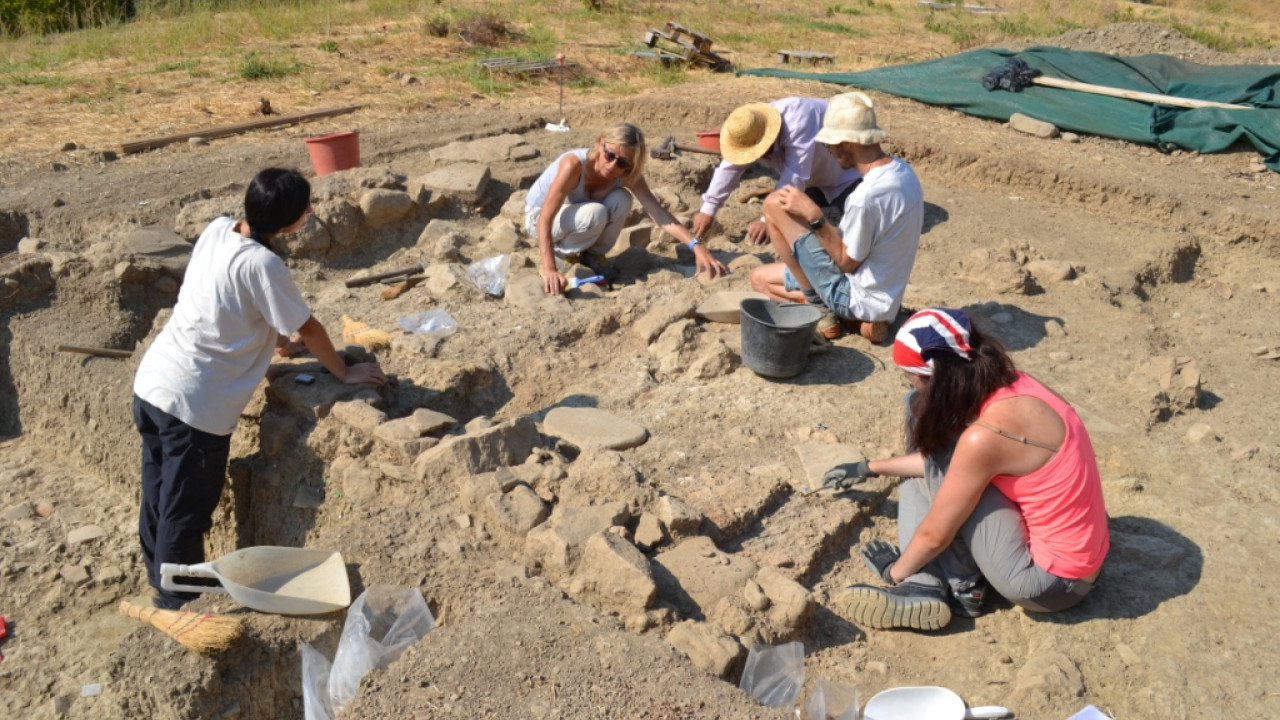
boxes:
[687,238,700,250]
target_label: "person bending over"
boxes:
[525,122,727,295]
[132,167,385,609]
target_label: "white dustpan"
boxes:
[864,686,1010,720]
[161,546,351,615]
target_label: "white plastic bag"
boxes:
[300,641,334,720]
[739,641,805,711]
[396,309,458,337]
[466,254,511,296]
[301,585,434,720]
[802,677,859,720]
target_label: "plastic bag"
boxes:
[300,641,334,720]
[466,254,511,297]
[396,309,458,337]
[301,585,434,720]
[802,678,859,720]
[739,641,805,711]
[329,585,435,714]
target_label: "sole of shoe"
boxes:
[841,586,953,630]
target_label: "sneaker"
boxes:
[840,582,953,631]
[579,252,619,283]
[858,320,889,343]
[816,307,844,340]
[950,579,990,619]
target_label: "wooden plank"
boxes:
[121,105,363,155]
[1032,77,1249,110]
[57,344,133,359]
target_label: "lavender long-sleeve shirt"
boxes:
[698,96,864,218]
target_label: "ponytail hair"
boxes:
[244,167,311,247]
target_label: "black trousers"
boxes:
[132,396,230,609]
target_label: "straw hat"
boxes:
[814,92,887,146]
[719,103,783,166]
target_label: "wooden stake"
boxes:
[121,105,362,155]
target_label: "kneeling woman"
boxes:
[525,123,726,295]
[838,308,1109,630]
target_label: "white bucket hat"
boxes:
[719,103,783,166]
[814,91,886,146]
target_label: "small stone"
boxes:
[1185,423,1215,444]
[92,150,118,163]
[68,525,107,544]
[17,237,45,254]
[188,136,209,147]
[990,311,1013,324]
[52,198,66,207]
[60,564,91,585]
[58,141,78,151]
[454,513,472,529]
[1231,445,1259,461]
[35,502,55,517]
[1,502,34,521]
[1049,351,1073,362]
[1061,132,1080,143]
[865,660,889,675]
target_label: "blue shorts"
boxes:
[782,232,853,319]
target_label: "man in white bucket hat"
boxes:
[749,91,923,343]
[690,97,864,245]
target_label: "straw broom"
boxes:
[117,600,243,655]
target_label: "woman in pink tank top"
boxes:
[826,308,1109,631]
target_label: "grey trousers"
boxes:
[897,448,1095,613]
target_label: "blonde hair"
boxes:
[587,123,646,182]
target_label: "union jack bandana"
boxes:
[892,308,973,376]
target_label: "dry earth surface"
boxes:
[2,21,1280,720]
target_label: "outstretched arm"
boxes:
[628,175,727,279]
[295,315,386,385]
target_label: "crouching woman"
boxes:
[835,308,1109,630]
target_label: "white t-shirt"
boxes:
[134,217,312,435]
[839,157,924,322]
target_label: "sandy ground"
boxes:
[2,22,1280,720]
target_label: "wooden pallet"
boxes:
[777,50,835,65]
[640,20,731,72]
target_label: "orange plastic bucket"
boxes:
[304,130,360,176]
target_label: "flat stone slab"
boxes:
[695,291,768,324]
[737,494,867,582]
[412,163,491,205]
[543,407,649,451]
[675,464,790,543]
[793,441,866,493]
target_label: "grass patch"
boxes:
[2,72,71,88]
[317,39,339,53]
[237,50,304,80]
[151,59,199,73]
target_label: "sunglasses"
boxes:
[600,144,633,171]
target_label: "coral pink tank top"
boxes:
[981,373,1109,579]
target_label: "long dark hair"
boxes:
[909,324,1018,456]
[244,167,311,247]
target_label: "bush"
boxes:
[0,0,136,36]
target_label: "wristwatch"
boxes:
[808,215,827,231]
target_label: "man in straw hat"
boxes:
[749,91,923,343]
[690,97,864,245]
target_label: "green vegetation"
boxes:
[317,39,339,53]
[237,50,304,80]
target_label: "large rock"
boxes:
[484,484,549,535]
[568,531,656,616]
[1129,356,1202,423]
[666,621,746,679]
[329,399,388,435]
[413,416,543,481]
[429,134,539,164]
[411,163,491,206]
[654,495,703,538]
[652,536,757,618]
[173,196,242,240]
[310,166,403,203]
[314,198,363,249]
[633,298,698,344]
[359,189,414,228]
[121,226,192,275]
[543,407,649,451]
[524,501,631,580]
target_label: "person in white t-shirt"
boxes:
[750,92,924,343]
[132,167,385,609]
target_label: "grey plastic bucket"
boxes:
[740,299,823,378]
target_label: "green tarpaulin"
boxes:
[741,47,1280,171]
